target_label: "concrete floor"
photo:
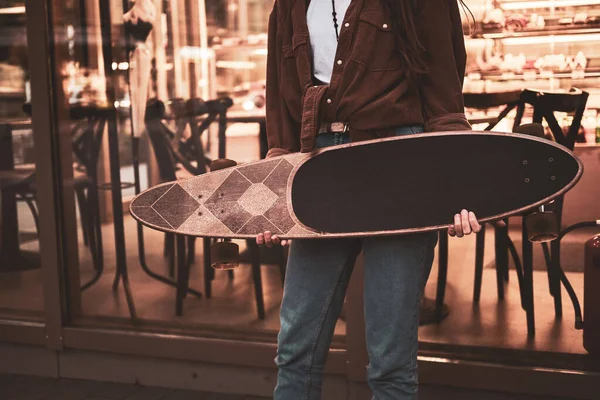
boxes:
[0,373,574,400]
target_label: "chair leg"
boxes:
[166,233,175,278]
[175,235,187,316]
[550,240,563,318]
[75,188,89,246]
[90,186,104,271]
[550,199,565,318]
[494,223,508,301]
[435,232,448,318]
[522,224,535,337]
[203,238,212,298]
[163,233,169,257]
[473,225,486,303]
[188,236,196,265]
[82,187,100,271]
[249,240,265,320]
[503,219,509,283]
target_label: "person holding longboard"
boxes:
[257,1,496,398]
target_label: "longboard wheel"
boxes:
[210,158,237,171]
[525,211,559,243]
[211,241,240,270]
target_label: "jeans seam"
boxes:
[301,257,347,399]
[409,235,434,383]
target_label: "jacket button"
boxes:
[344,22,350,28]
[337,59,343,65]
[326,98,332,104]
[383,24,388,29]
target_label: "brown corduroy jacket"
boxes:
[265,0,471,156]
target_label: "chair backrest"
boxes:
[23,102,109,178]
[144,96,233,181]
[186,97,233,161]
[145,99,178,182]
[463,91,522,131]
[516,88,589,150]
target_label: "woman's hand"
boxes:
[448,209,506,238]
[256,231,290,247]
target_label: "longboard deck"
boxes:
[130,131,582,239]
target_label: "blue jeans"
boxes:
[274,126,438,400]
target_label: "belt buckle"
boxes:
[329,122,348,133]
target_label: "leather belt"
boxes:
[318,121,349,134]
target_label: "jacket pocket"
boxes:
[280,44,302,120]
[350,10,402,71]
[290,33,313,89]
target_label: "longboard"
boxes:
[130,131,583,239]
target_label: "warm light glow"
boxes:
[215,60,257,70]
[0,6,25,14]
[111,62,118,70]
[253,48,268,56]
[242,100,256,111]
[501,0,600,10]
[118,62,129,70]
[179,46,215,60]
[502,33,600,45]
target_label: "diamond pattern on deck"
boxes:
[238,159,280,183]
[263,159,293,196]
[238,183,279,216]
[152,184,200,229]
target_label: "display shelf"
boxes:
[466,68,600,82]
[499,0,600,10]
[476,26,600,40]
[463,0,600,109]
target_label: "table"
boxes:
[0,119,40,272]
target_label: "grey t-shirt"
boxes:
[307,0,352,84]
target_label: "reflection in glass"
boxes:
[43,0,347,344]
[0,4,43,320]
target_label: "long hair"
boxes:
[381,0,473,78]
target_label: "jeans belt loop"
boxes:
[319,122,348,134]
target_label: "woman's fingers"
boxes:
[448,223,456,237]
[257,231,289,247]
[264,231,273,248]
[272,235,281,245]
[468,211,482,233]
[461,209,472,235]
[454,213,464,237]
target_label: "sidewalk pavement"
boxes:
[0,373,269,400]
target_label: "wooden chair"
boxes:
[512,88,589,335]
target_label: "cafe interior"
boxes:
[0,0,599,398]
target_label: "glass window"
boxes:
[45,0,344,345]
[0,3,44,321]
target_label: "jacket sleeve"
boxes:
[417,0,471,132]
[265,1,299,157]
